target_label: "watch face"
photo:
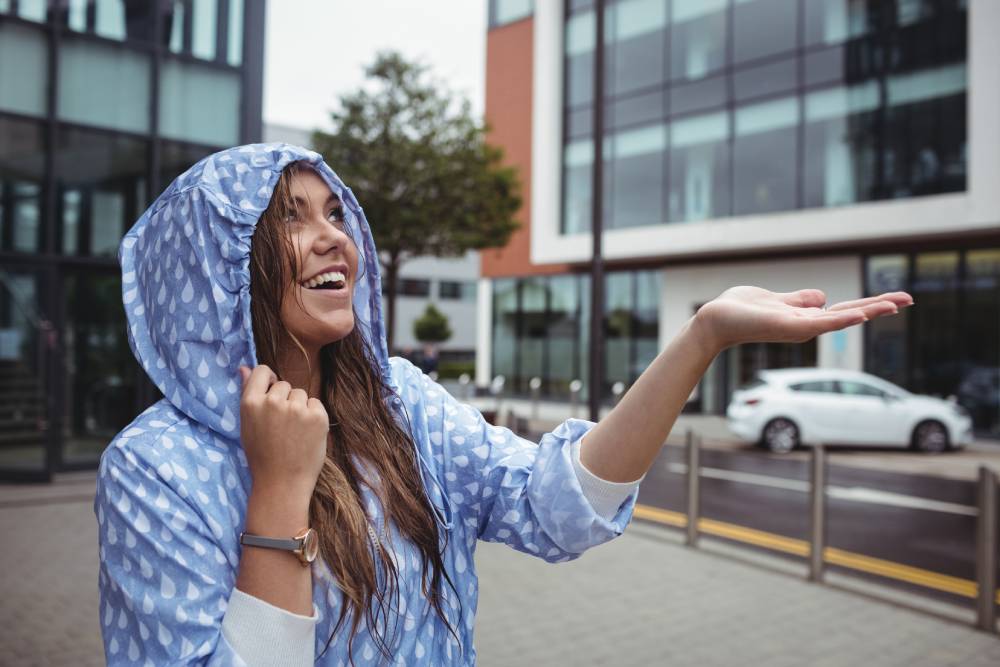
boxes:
[302,529,319,562]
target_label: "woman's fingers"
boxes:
[826,291,913,312]
[241,364,278,399]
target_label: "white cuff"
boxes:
[221,587,319,667]
[571,436,643,521]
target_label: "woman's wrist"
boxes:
[245,486,312,535]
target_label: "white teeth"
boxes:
[303,271,347,288]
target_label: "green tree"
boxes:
[313,51,521,352]
[413,303,452,344]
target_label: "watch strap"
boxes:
[240,533,302,551]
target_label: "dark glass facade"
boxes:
[866,248,1000,436]
[492,270,659,400]
[562,0,968,233]
[0,2,265,480]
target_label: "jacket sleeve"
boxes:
[95,443,250,666]
[396,359,637,563]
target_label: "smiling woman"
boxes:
[93,143,908,666]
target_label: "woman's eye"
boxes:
[284,208,301,224]
[328,206,346,224]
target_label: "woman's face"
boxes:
[279,168,359,349]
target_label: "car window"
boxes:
[789,380,838,393]
[838,381,886,398]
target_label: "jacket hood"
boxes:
[119,143,390,440]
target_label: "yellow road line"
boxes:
[633,503,1000,605]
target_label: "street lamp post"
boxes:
[588,0,606,423]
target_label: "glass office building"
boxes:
[482,0,1000,437]
[0,1,265,480]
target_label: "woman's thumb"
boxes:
[238,365,250,384]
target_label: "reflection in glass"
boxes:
[609,90,665,130]
[0,117,45,254]
[62,272,139,466]
[669,74,727,116]
[605,272,632,392]
[910,252,960,398]
[492,0,533,26]
[0,23,48,118]
[565,10,595,107]
[606,0,667,96]
[562,139,593,234]
[492,279,517,385]
[668,111,729,222]
[16,0,45,21]
[733,96,799,215]
[548,275,579,395]
[733,58,796,103]
[0,269,47,472]
[606,123,666,229]
[865,255,909,388]
[803,0,871,46]
[803,82,880,208]
[520,277,546,393]
[192,0,217,60]
[56,127,148,257]
[961,249,1000,435]
[670,0,727,81]
[733,0,797,64]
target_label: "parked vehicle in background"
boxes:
[957,365,999,436]
[726,368,974,454]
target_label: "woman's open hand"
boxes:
[238,364,329,503]
[694,286,913,353]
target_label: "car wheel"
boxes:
[762,418,799,454]
[912,420,950,453]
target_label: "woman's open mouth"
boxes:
[301,271,350,298]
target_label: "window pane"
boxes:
[192,0,218,60]
[605,272,632,393]
[562,138,593,234]
[962,249,1000,434]
[547,275,579,392]
[803,82,880,208]
[670,0,727,81]
[62,271,141,466]
[803,0,872,47]
[58,38,151,133]
[160,59,240,146]
[566,10,595,106]
[0,23,48,118]
[606,0,667,96]
[866,255,909,387]
[16,0,45,21]
[634,270,659,383]
[733,57,796,103]
[0,117,46,254]
[606,123,666,229]
[733,0,798,64]
[609,89,665,129]
[519,277,546,392]
[910,252,960,398]
[669,74,727,116]
[492,279,517,383]
[0,268,48,473]
[493,0,532,26]
[733,96,799,215]
[227,0,244,65]
[668,111,730,222]
[56,127,148,257]
[399,279,430,297]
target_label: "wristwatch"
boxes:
[239,528,319,566]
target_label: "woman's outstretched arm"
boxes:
[579,287,914,482]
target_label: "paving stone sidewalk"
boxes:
[1,473,998,666]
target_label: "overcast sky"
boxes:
[264,0,488,133]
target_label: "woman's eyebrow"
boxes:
[326,194,341,207]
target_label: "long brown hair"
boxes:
[248,161,457,660]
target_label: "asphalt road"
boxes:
[638,443,995,607]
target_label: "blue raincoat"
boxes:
[94,143,637,665]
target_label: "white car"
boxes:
[726,368,974,454]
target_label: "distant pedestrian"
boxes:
[94,143,911,665]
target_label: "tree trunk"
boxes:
[383,258,399,355]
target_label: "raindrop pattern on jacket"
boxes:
[95,143,637,665]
